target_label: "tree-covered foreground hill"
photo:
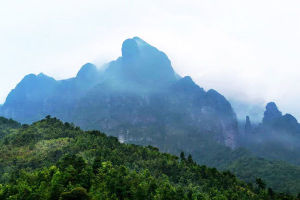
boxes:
[0,116,298,200]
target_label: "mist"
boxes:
[239,126,300,165]
[1,0,300,119]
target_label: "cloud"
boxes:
[0,0,300,118]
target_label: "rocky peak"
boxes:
[3,72,57,109]
[105,37,177,90]
[76,63,99,81]
[278,114,300,133]
[122,38,140,59]
[263,102,282,124]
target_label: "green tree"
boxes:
[60,187,90,200]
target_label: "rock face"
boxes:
[0,37,238,148]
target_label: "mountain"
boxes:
[0,63,102,123]
[1,37,300,195]
[263,102,283,125]
[240,102,300,165]
[0,116,297,199]
[0,37,238,149]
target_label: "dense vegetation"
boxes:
[227,157,300,195]
[2,37,300,198]
[0,117,20,139]
[0,116,298,199]
[130,129,300,195]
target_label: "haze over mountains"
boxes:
[0,37,238,148]
[0,37,300,193]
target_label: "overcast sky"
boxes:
[1,0,300,119]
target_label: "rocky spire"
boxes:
[245,116,252,134]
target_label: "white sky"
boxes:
[1,0,300,118]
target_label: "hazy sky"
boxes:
[1,0,300,119]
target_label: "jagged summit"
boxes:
[0,36,238,149]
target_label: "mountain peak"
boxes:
[122,38,140,58]
[282,114,298,124]
[263,102,282,124]
[266,102,279,111]
[105,37,177,89]
[76,63,99,81]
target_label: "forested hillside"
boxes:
[0,116,297,199]
[2,37,300,197]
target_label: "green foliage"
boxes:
[60,187,90,200]
[156,131,300,195]
[0,117,20,139]
[0,116,297,199]
[227,157,300,194]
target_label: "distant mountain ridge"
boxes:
[0,37,238,148]
[241,102,300,165]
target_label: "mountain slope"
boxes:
[0,116,297,199]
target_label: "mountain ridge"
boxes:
[0,37,238,149]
